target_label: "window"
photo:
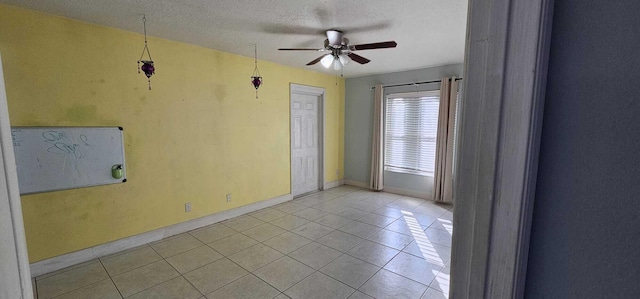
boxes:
[384,90,440,176]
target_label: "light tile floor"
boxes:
[32,186,453,299]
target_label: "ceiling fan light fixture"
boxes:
[339,54,351,65]
[333,59,342,71]
[320,54,334,68]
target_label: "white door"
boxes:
[291,91,320,197]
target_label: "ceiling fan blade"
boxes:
[348,53,371,64]
[306,55,327,65]
[278,48,325,51]
[350,41,397,51]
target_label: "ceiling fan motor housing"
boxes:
[326,30,347,47]
[324,39,349,52]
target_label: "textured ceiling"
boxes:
[0,0,468,78]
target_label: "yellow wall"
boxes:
[0,5,344,262]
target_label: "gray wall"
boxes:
[525,1,640,298]
[344,64,463,195]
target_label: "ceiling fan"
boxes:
[278,30,397,70]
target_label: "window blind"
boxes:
[384,90,440,176]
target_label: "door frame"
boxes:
[0,52,34,298]
[289,83,326,196]
[451,0,554,298]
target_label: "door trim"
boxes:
[451,0,554,298]
[0,52,34,298]
[289,84,326,196]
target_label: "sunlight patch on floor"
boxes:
[402,210,444,266]
[433,270,450,296]
[438,218,453,235]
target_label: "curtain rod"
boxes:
[370,77,463,90]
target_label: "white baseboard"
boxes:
[344,179,369,189]
[323,179,345,190]
[382,186,429,200]
[30,193,293,277]
[344,179,429,200]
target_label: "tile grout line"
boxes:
[239,226,289,244]
[352,245,400,296]
[162,230,258,278]
[243,221,353,296]
[316,251,371,290]
[100,245,161,275]
[200,257,256,297]
[96,258,125,299]
[150,235,206,259]
[247,255,313,298]
[99,242,158,261]
[41,261,116,299]
[357,244,442,298]
[117,245,192,299]
[157,248,205,299]
[350,234,431,298]
[247,272,291,299]
[206,219,318,295]
[35,259,101,282]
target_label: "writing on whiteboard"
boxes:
[42,131,90,160]
[12,129,22,147]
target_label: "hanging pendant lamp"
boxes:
[137,15,155,90]
[251,44,263,99]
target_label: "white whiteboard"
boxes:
[11,127,126,194]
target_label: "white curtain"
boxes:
[370,84,384,191]
[432,77,458,202]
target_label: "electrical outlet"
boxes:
[336,169,339,177]
[226,193,232,202]
[185,202,192,212]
